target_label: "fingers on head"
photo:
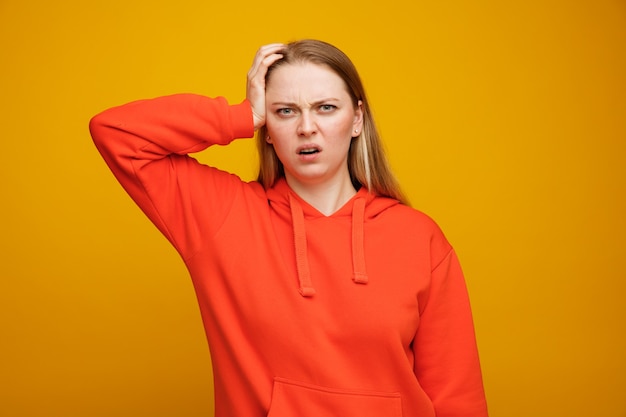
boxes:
[256,43,285,63]
[249,43,285,80]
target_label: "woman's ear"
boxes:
[265,134,272,144]
[352,100,364,137]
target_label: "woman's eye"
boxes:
[319,104,336,112]
[277,108,293,116]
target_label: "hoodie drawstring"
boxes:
[289,194,316,297]
[289,193,369,297]
[351,197,369,284]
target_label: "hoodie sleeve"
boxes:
[89,94,255,258]
[413,246,489,417]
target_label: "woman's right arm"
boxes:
[89,94,254,258]
[89,44,285,258]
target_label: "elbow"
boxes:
[89,111,108,146]
[89,108,123,149]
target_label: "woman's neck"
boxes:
[286,176,357,216]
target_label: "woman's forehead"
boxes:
[266,62,349,99]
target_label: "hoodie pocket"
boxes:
[267,377,402,417]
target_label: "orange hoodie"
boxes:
[90,94,488,417]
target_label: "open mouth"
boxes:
[297,146,321,155]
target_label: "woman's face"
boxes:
[265,62,363,190]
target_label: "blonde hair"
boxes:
[256,39,408,205]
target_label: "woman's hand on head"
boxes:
[247,43,285,131]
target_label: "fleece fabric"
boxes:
[90,94,488,417]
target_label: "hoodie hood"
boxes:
[266,179,400,297]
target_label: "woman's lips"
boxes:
[296,144,321,161]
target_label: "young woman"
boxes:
[90,39,488,417]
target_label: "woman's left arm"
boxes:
[413,248,489,417]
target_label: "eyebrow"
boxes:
[269,98,341,107]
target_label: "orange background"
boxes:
[1,1,625,416]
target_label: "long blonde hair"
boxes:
[256,39,408,205]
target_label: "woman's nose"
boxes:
[296,112,317,137]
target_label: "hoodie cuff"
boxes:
[229,99,255,139]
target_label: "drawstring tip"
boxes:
[352,273,369,284]
[299,286,316,297]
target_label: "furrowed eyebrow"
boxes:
[270,102,298,107]
[312,98,340,107]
